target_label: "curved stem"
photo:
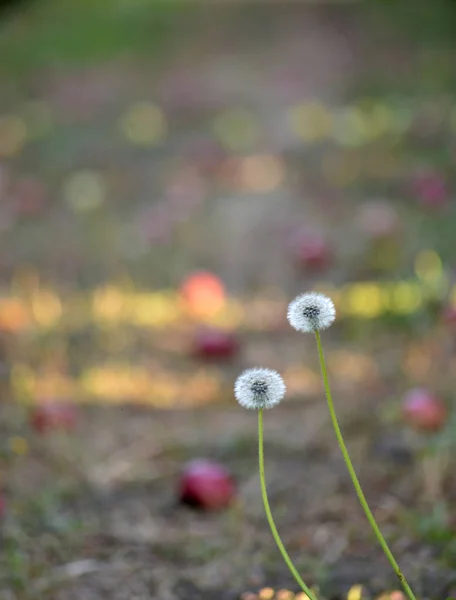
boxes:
[314,331,417,600]
[258,409,318,600]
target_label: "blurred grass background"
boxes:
[2,2,456,599]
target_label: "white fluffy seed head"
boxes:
[234,368,286,410]
[287,292,336,333]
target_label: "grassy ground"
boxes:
[1,2,456,599]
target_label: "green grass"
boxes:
[0,0,195,76]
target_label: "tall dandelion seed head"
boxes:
[234,367,286,410]
[287,292,336,333]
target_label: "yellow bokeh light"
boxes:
[31,290,62,327]
[238,154,285,192]
[341,283,389,318]
[64,170,107,212]
[81,365,154,402]
[120,102,167,145]
[258,588,275,600]
[289,102,332,142]
[128,292,182,327]
[8,436,29,456]
[368,103,393,137]
[92,286,126,323]
[295,594,311,600]
[347,584,364,600]
[276,590,294,600]
[332,107,370,146]
[63,295,91,329]
[414,249,443,284]
[0,114,27,157]
[10,364,35,399]
[389,282,422,314]
[213,108,260,151]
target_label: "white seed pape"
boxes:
[287,292,336,333]
[234,367,286,410]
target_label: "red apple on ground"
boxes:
[402,388,447,433]
[192,328,239,361]
[30,402,78,434]
[179,459,236,510]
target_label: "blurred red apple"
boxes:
[31,402,78,434]
[291,230,332,271]
[192,328,239,361]
[179,459,236,510]
[402,388,447,433]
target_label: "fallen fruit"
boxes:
[402,388,447,433]
[179,459,236,510]
[192,328,239,361]
[30,402,78,434]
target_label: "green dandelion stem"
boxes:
[258,409,318,600]
[314,331,417,600]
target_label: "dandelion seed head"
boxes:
[287,292,336,333]
[234,367,286,410]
